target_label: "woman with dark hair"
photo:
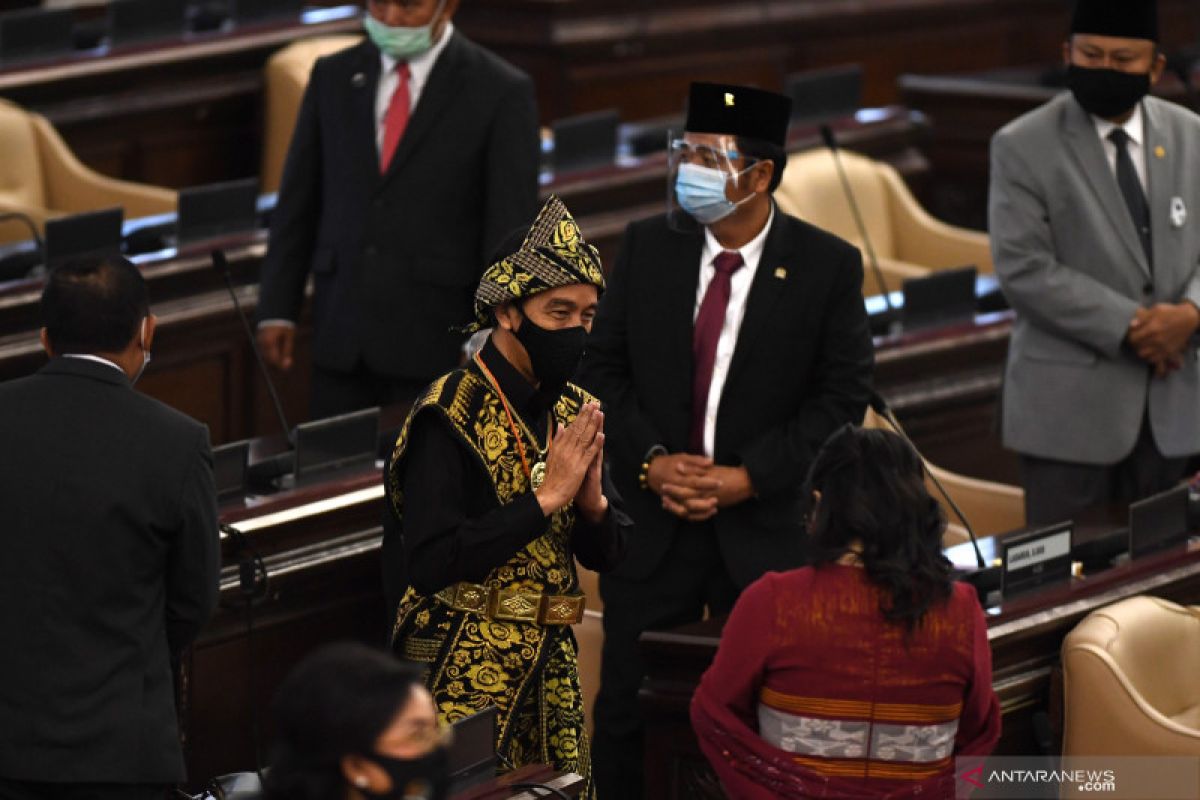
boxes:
[264,642,450,800]
[690,425,1000,799]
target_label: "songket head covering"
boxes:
[465,195,605,332]
[1070,0,1158,41]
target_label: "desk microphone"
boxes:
[0,211,45,258]
[818,125,896,317]
[211,250,293,447]
[869,391,988,570]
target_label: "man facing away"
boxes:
[257,0,540,418]
[580,82,874,798]
[0,256,220,799]
[990,0,1200,525]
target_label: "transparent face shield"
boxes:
[666,132,763,232]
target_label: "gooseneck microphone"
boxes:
[211,250,293,446]
[0,211,45,257]
[818,125,896,316]
[869,391,988,570]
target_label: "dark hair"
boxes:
[802,425,953,632]
[41,255,149,354]
[264,643,425,800]
[736,135,787,192]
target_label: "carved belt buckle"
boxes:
[540,594,585,625]
[452,583,488,614]
[491,588,540,622]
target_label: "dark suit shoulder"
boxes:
[451,31,533,90]
[771,207,860,261]
[124,390,208,443]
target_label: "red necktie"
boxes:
[690,250,744,454]
[380,62,411,174]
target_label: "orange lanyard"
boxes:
[472,352,550,482]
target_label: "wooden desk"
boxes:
[0,5,363,188]
[638,537,1200,799]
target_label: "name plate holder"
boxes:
[1001,521,1073,600]
[1129,485,1191,560]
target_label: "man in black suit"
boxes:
[0,256,220,800]
[580,83,874,798]
[256,0,540,419]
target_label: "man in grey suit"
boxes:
[990,0,1200,525]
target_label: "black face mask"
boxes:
[1066,64,1151,120]
[515,312,587,395]
[362,748,449,800]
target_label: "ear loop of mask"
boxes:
[132,317,151,384]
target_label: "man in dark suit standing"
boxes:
[256,0,540,419]
[0,256,220,800]
[580,83,874,798]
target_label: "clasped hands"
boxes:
[645,453,755,522]
[1127,302,1200,378]
[534,403,608,524]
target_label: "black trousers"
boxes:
[1021,415,1189,527]
[591,522,740,800]
[0,779,167,800]
[310,361,431,421]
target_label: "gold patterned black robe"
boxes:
[386,351,626,798]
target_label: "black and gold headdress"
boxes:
[465,195,605,332]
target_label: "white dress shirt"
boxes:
[1092,104,1149,194]
[693,206,774,458]
[61,353,125,374]
[374,22,455,156]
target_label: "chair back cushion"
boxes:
[0,99,46,209]
[776,148,895,258]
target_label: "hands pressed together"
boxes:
[645,453,755,522]
[1127,302,1200,378]
[534,403,609,524]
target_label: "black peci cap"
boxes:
[1070,0,1158,42]
[685,82,792,147]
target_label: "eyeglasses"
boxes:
[390,720,455,750]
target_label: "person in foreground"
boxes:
[0,256,219,799]
[691,426,1001,800]
[990,0,1200,525]
[385,196,629,797]
[265,642,450,800]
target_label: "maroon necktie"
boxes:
[690,250,744,454]
[380,62,412,173]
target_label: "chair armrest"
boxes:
[925,462,1025,538]
[32,114,175,218]
[881,165,994,272]
[0,198,56,245]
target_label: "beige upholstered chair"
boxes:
[0,99,176,246]
[1062,596,1200,757]
[261,35,363,193]
[575,563,603,734]
[863,408,1025,539]
[775,149,993,295]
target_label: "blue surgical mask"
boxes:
[675,163,753,225]
[363,1,445,61]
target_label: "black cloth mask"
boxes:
[361,748,449,800]
[1066,64,1151,120]
[515,312,587,396]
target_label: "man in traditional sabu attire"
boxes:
[385,195,629,797]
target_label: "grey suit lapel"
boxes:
[1061,97,1151,277]
[1144,99,1179,285]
